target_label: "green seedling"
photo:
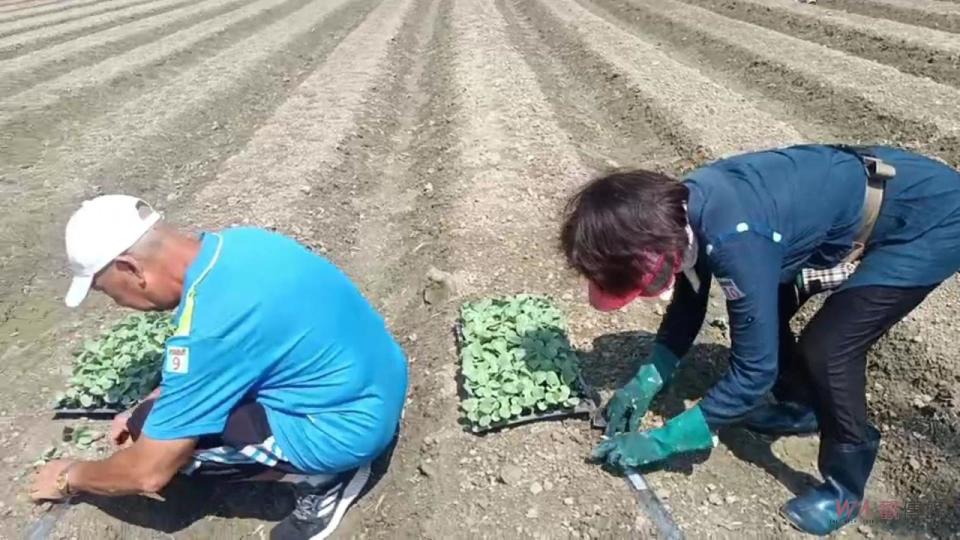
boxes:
[459,295,582,430]
[32,445,63,467]
[64,426,103,448]
[73,427,103,448]
[56,312,174,410]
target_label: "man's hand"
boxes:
[30,436,196,498]
[110,411,132,447]
[30,460,74,502]
[593,405,715,470]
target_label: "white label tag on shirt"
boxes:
[717,278,745,301]
[166,346,190,374]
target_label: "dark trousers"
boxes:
[773,283,934,444]
[128,399,306,479]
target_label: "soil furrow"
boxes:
[0,0,313,137]
[0,0,96,14]
[0,0,60,8]
[819,0,960,33]
[388,0,655,537]
[497,0,681,173]
[832,0,960,14]
[592,0,960,163]
[0,0,196,57]
[531,0,804,160]
[339,1,466,535]
[0,0,377,372]
[186,2,454,535]
[448,0,590,294]
[680,0,960,88]
[0,0,106,19]
[0,0,255,96]
[0,0,160,34]
[0,0,66,13]
[191,0,417,235]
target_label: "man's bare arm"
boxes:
[68,435,195,495]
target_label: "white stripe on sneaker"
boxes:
[310,464,371,540]
[320,492,339,507]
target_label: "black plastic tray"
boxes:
[454,321,604,433]
[52,405,123,419]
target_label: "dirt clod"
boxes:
[499,464,523,485]
[418,462,437,478]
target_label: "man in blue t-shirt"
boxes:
[30,195,408,540]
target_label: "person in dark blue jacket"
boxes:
[560,144,960,535]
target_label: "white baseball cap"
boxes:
[64,195,161,307]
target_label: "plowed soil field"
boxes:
[1,0,959,538]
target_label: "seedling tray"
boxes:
[454,319,603,434]
[53,312,172,419]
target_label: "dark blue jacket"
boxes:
[657,144,960,427]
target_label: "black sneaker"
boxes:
[271,464,371,540]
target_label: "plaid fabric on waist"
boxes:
[181,435,287,475]
[797,262,858,296]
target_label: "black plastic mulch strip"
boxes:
[52,406,123,419]
[25,500,72,540]
[626,470,685,539]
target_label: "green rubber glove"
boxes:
[592,405,715,470]
[604,343,680,437]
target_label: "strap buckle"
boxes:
[863,156,896,181]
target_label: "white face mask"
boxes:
[652,226,698,303]
[658,286,675,302]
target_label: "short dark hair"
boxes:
[560,169,689,295]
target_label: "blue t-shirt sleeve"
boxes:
[143,334,259,440]
[699,233,783,428]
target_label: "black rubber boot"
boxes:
[742,401,819,436]
[781,426,881,535]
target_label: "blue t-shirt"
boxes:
[143,228,408,474]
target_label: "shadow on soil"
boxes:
[579,330,818,492]
[78,479,293,532]
[77,437,399,533]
